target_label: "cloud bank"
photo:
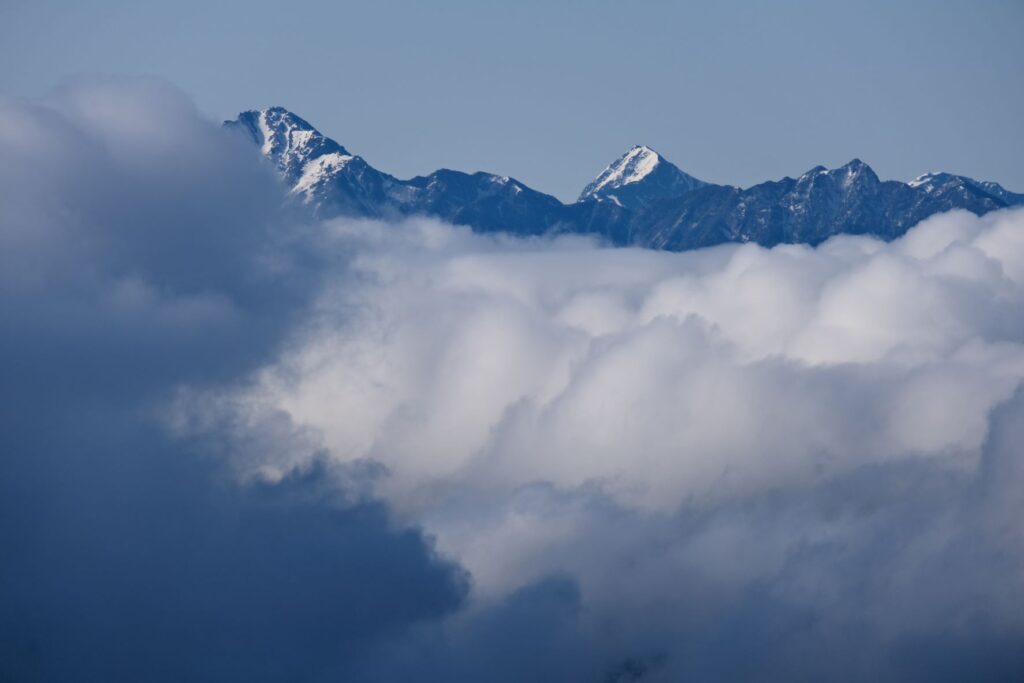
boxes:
[2,79,1024,681]
[221,209,1024,680]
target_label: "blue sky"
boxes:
[2,0,1022,200]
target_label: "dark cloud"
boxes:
[349,393,1024,682]
[0,80,466,682]
[0,421,466,682]
[0,79,325,403]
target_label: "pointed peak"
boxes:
[628,144,660,156]
[835,159,878,187]
[232,106,312,129]
[602,145,664,175]
[620,145,665,169]
[576,149,656,201]
[258,106,319,132]
[799,165,828,179]
[578,144,706,206]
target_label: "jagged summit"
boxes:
[578,145,706,209]
[909,171,1024,206]
[800,165,828,178]
[797,159,873,182]
[227,107,351,183]
[224,107,569,228]
[909,169,1019,204]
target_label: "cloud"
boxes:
[3,78,1024,681]
[0,80,466,682]
[218,208,1024,679]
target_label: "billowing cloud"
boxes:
[212,208,1024,679]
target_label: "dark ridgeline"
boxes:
[227,108,1023,250]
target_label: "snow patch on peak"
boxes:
[257,110,276,156]
[837,159,877,190]
[292,151,355,197]
[589,145,662,194]
[255,108,338,161]
[908,172,942,188]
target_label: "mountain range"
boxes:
[226,107,1023,250]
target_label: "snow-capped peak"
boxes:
[583,145,662,196]
[578,145,707,208]
[227,107,349,182]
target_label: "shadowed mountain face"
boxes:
[226,108,1023,250]
[909,171,1024,207]
[630,160,1011,250]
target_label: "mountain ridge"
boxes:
[225,107,1023,250]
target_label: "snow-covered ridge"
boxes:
[224,106,1023,250]
[292,151,355,198]
[228,107,350,184]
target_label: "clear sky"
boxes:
[2,0,1022,201]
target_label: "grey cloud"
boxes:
[0,80,466,682]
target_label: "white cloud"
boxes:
[199,207,1024,678]
[240,208,1024,506]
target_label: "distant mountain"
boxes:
[225,107,1024,250]
[629,160,1011,250]
[227,107,403,217]
[226,107,572,232]
[909,172,1024,207]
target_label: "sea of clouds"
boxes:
[2,80,1023,681]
